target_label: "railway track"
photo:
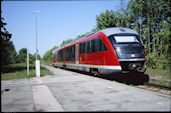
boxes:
[136,82,171,96]
[99,72,171,96]
[101,73,171,96]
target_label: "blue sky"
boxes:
[2,0,130,57]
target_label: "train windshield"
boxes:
[108,34,145,59]
[108,34,143,47]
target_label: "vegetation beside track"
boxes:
[145,67,171,87]
[145,67,170,80]
[40,60,52,66]
[148,79,171,88]
[1,63,53,80]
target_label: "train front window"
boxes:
[115,36,139,44]
[108,34,145,59]
[108,34,143,47]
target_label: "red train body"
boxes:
[52,27,146,75]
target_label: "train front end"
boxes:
[108,29,146,73]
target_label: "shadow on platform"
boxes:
[58,67,149,85]
[101,73,149,85]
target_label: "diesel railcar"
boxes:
[52,27,146,76]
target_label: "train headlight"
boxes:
[132,64,136,68]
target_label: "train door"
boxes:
[76,44,79,64]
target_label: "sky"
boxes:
[2,0,130,58]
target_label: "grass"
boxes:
[145,67,171,87]
[149,79,171,87]
[40,60,52,66]
[145,67,171,80]
[1,63,54,80]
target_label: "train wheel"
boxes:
[91,68,101,77]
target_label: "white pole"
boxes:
[34,10,40,60]
[35,60,40,77]
[34,10,40,77]
[27,49,29,76]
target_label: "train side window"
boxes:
[69,47,71,61]
[71,46,75,61]
[101,39,107,51]
[91,39,95,53]
[80,43,83,54]
[83,42,86,54]
[87,41,91,53]
[99,38,102,51]
[80,37,107,54]
[90,40,92,53]
[61,49,63,61]
[65,46,75,61]
[95,37,107,52]
[57,51,59,61]
[80,42,86,54]
[65,47,69,61]
[85,41,87,53]
[57,49,63,61]
[95,38,100,52]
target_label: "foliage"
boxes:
[96,9,129,29]
[60,39,73,47]
[149,79,171,87]
[18,48,27,63]
[29,54,35,64]
[17,48,41,64]
[146,53,158,69]
[40,60,52,66]
[33,53,41,60]
[74,32,89,40]
[42,46,58,61]
[1,17,17,65]
[146,53,170,69]
[126,0,171,55]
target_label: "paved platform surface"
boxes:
[1,65,171,112]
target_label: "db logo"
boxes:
[131,54,135,57]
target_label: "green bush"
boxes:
[146,53,158,69]
[157,54,169,69]
[147,53,170,69]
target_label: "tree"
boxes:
[17,48,39,64]
[74,31,90,41]
[33,53,41,60]
[127,0,171,56]
[1,16,17,65]
[42,46,58,61]
[18,48,27,63]
[96,10,117,29]
[60,38,73,47]
[96,9,131,30]
[29,54,35,64]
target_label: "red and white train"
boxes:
[52,27,146,76]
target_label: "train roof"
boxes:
[52,27,139,53]
[72,27,138,44]
[99,27,138,36]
